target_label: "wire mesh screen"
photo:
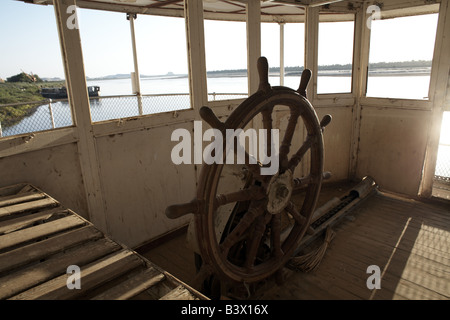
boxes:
[0,100,73,137]
[90,93,247,122]
[434,143,450,182]
[89,94,192,122]
[0,93,248,138]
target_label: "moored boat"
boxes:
[41,85,100,99]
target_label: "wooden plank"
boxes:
[91,267,165,300]
[0,207,68,235]
[159,285,198,300]
[0,226,103,274]
[10,249,144,300]
[0,238,121,299]
[0,198,59,219]
[0,192,45,208]
[0,215,86,252]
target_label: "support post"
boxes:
[304,6,319,102]
[53,0,107,232]
[127,13,143,115]
[279,22,285,86]
[420,0,450,197]
[246,0,261,95]
[349,3,371,179]
[302,6,319,176]
[185,0,208,110]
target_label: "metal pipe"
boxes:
[127,13,143,115]
[279,22,285,86]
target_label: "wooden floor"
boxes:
[140,181,450,300]
[0,183,207,300]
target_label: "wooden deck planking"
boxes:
[139,180,449,300]
[0,183,208,300]
[141,234,198,287]
[0,197,58,218]
[261,191,450,300]
[160,285,199,300]
[0,226,103,274]
[0,207,68,235]
[0,215,86,252]
[0,192,46,208]
[0,238,121,299]
[11,250,145,300]
[91,268,165,300]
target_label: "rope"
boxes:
[287,226,336,273]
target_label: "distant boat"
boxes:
[41,86,100,99]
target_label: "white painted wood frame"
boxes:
[53,0,107,232]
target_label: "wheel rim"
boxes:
[195,86,324,284]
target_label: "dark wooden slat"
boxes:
[159,285,198,300]
[0,226,103,274]
[0,215,85,252]
[0,198,59,218]
[91,267,165,300]
[10,250,144,300]
[0,238,121,299]
[0,192,46,208]
[0,207,68,235]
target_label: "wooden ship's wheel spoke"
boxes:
[166,56,332,287]
[279,109,301,172]
[219,202,265,257]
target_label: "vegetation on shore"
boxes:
[0,73,64,128]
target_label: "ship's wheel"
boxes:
[166,57,331,291]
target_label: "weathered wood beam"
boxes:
[349,3,370,179]
[185,0,208,110]
[419,0,450,197]
[246,0,261,95]
[53,0,107,231]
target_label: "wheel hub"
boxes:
[266,170,294,214]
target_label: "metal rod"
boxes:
[128,13,143,115]
[279,22,285,86]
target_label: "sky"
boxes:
[0,0,439,80]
